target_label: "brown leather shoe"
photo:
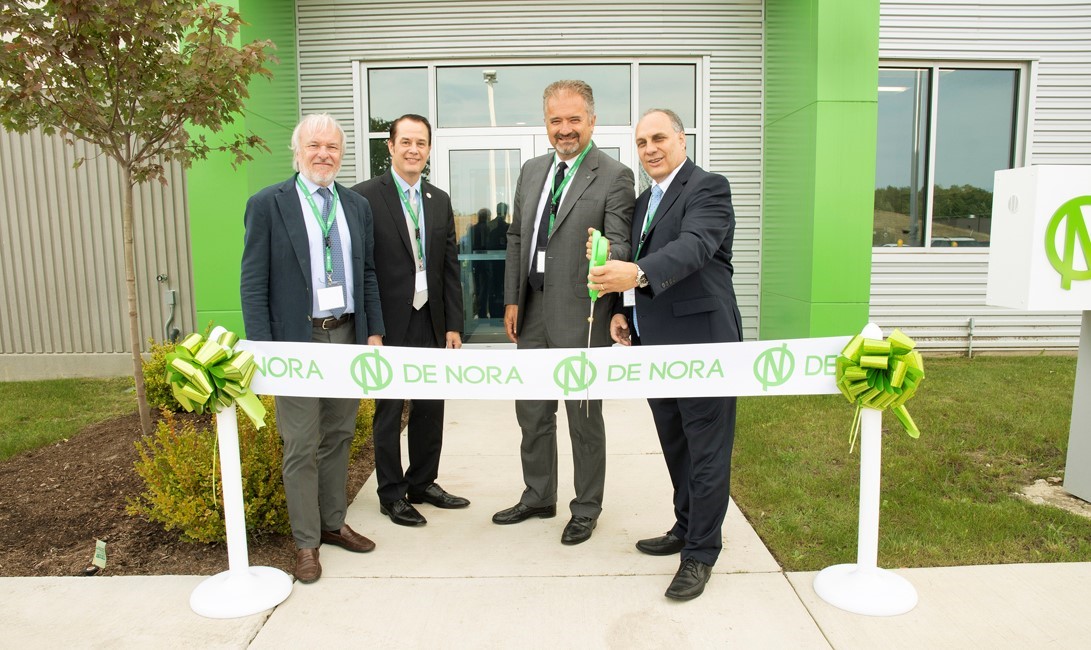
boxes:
[320,524,376,553]
[294,548,321,583]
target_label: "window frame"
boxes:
[352,57,706,184]
[874,59,1033,250]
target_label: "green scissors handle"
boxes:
[588,229,609,301]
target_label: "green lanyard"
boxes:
[296,176,339,282]
[396,183,425,268]
[634,196,659,260]
[546,141,594,237]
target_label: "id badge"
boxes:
[317,285,346,311]
[415,269,427,292]
[623,288,636,307]
[536,251,546,273]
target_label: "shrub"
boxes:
[128,397,375,543]
[141,338,185,412]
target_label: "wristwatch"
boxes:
[635,265,649,288]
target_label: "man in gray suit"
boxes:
[241,113,385,583]
[494,80,635,545]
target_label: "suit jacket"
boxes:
[240,174,385,345]
[351,171,463,347]
[629,159,742,346]
[504,145,635,347]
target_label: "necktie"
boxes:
[317,187,346,317]
[637,184,665,260]
[409,187,428,310]
[633,184,663,338]
[528,161,568,291]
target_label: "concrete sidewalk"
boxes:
[5,400,1091,648]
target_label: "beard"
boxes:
[553,136,582,157]
[302,161,339,186]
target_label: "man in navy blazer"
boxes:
[588,108,742,601]
[241,113,385,584]
[351,114,468,528]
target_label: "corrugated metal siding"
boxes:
[296,0,764,340]
[0,127,195,363]
[875,0,1091,351]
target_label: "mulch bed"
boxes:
[0,411,374,577]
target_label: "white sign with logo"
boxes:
[239,336,851,400]
[987,165,1091,310]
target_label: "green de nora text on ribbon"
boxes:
[239,336,852,401]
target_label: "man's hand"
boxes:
[585,227,611,260]
[367,334,384,346]
[504,304,519,343]
[610,313,631,346]
[446,331,462,349]
[588,260,640,295]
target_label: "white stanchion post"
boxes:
[189,403,293,619]
[813,323,918,616]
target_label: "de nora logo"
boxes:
[350,349,393,394]
[753,343,795,391]
[1045,195,1091,290]
[554,352,597,395]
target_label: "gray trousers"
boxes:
[275,320,360,548]
[515,289,606,520]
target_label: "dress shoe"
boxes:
[294,548,321,583]
[380,498,427,526]
[636,531,685,556]
[665,557,713,601]
[321,524,376,553]
[491,502,557,525]
[560,515,597,545]
[408,483,470,509]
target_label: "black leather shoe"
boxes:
[560,516,597,545]
[379,498,427,526]
[492,502,557,525]
[408,483,470,509]
[665,557,713,601]
[636,531,685,556]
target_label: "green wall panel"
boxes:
[187,0,298,337]
[762,0,879,340]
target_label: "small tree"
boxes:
[0,1,274,434]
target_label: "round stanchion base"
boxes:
[813,564,918,617]
[190,566,293,619]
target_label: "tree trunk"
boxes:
[123,168,153,435]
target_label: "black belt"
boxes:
[312,313,353,330]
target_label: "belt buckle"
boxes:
[321,316,338,330]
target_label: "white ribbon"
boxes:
[239,336,851,400]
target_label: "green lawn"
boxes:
[0,377,136,462]
[3,357,1089,571]
[733,355,1091,571]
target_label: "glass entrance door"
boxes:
[432,135,534,344]
[431,133,634,344]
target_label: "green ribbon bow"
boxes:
[165,328,267,429]
[835,328,924,447]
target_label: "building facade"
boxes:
[1,0,1087,379]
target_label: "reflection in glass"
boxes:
[437,65,630,127]
[931,69,1017,247]
[639,65,697,127]
[368,68,429,132]
[874,69,930,247]
[449,149,522,342]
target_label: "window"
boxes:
[874,65,1021,248]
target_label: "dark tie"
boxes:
[528,161,568,291]
[317,186,346,317]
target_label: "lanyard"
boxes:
[297,176,339,281]
[634,196,659,260]
[546,141,594,237]
[396,183,425,268]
